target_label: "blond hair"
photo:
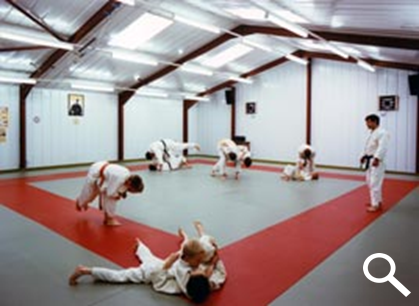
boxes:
[182,239,204,259]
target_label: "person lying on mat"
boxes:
[69,222,225,303]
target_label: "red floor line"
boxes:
[209,179,418,305]
[0,167,417,305]
[0,160,375,185]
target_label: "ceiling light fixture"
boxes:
[0,31,73,50]
[0,76,37,85]
[285,54,308,65]
[357,59,375,72]
[174,16,220,33]
[111,50,159,66]
[71,83,115,92]
[267,14,309,38]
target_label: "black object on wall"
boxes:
[408,74,419,95]
[225,87,236,105]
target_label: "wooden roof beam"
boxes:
[118,25,249,105]
[20,0,121,99]
[5,0,68,41]
[241,25,419,51]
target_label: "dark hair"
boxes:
[243,157,252,167]
[186,274,211,304]
[145,152,153,160]
[303,149,312,159]
[365,114,380,125]
[129,175,144,192]
[228,152,237,161]
[148,164,157,171]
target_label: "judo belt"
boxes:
[160,140,172,170]
[98,162,109,210]
[361,155,374,170]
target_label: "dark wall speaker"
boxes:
[408,74,419,96]
[225,87,235,105]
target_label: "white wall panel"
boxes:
[188,103,199,145]
[124,96,183,159]
[312,60,417,172]
[236,62,307,162]
[0,84,19,170]
[195,91,231,155]
[26,89,117,167]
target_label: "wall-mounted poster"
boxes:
[0,127,6,143]
[378,95,399,111]
[0,106,9,127]
[246,102,256,115]
[68,94,84,116]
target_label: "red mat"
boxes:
[0,163,417,305]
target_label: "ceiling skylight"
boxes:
[225,8,266,20]
[202,44,254,68]
[109,13,173,50]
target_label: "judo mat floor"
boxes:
[0,159,418,306]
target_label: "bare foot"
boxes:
[178,227,187,241]
[75,200,82,212]
[221,174,227,180]
[69,265,87,286]
[193,221,204,237]
[104,218,121,226]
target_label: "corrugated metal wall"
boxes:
[0,60,417,172]
[311,60,417,172]
[235,61,307,162]
[26,88,118,167]
[124,96,183,160]
[194,91,231,156]
[0,84,19,170]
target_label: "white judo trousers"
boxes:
[212,139,238,176]
[76,161,130,218]
[91,243,182,294]
[149,139,198,170]
[362,127,389,207]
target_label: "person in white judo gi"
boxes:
[233,144,253,180]
[211,138,239,179]
[360,114,390,212]
[281,144,319,181]
[145,139,200,171]
[75,161,144,226]
[69,236,215,303]
[178,221,227,291]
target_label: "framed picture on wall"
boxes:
[68,94,85,116]
[246,102,256,115]
[378,95,399,111]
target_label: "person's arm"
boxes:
[373,130,389,166]
[162,252,180,270]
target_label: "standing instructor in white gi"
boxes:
[360,114,390,213]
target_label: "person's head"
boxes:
[302,148,312,160]
[243,156,252,168]
[126,175,144,193]
[181,239,205,268]
[186,273,211,304]
[228,152,237,161]
[365,114,380,130]
[145,151,154,160]
[148,164,158,171]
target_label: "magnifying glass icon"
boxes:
[363,253,411,297]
